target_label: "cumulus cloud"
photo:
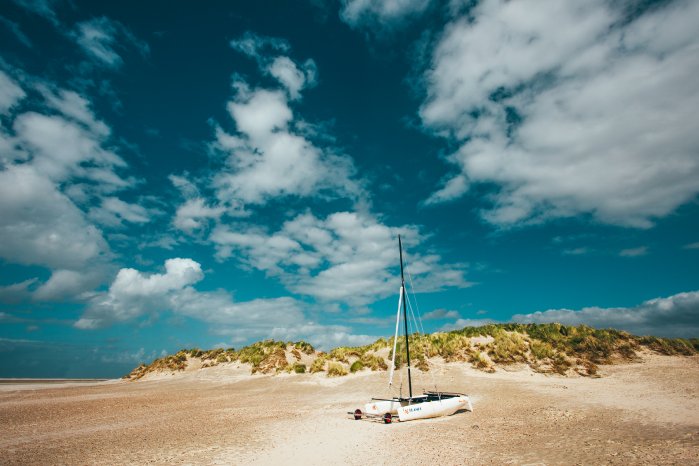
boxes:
[267,56,317,100]
[173,198,226,234]
[211,211,470,306]
[173,35,364,216]
[0,80,141,277]
[34,269,99,301]
[512,290,699,338]
[0,165,110,270]
[72,16,149,69]
[13,111,128,187]
[421,0,699,228]
[75,258,204,328]
[340,0,433,28]
[73,258,375,348]
[209,81,361,209]
[0,67,155,303]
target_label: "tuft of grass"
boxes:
[293,340,315,355]
[488,331,528,363]
[327,361,348,377]
[216,353,229,364]
[293,363,306,374]
[530,340,555,360]
[328,346,363,363]
[310,354,327,373]
[638,336,695,356]
[350,360,364,373]
[360,353,388,371]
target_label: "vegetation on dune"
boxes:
[327,361,348,377]
[125,324,697,380]
[292,363,307,374]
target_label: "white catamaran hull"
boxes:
[397,395,471,422]
[364,399,404,415]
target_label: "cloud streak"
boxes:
[340,0,433,28]
[72,16,149,69]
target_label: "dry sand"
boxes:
[1,354,697,465]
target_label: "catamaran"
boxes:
[353,235,473,423]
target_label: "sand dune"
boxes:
[1,354,697,465]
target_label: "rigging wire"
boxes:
[403,256,439,393]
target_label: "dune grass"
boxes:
[126,323,697,380]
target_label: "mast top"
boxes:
[398,234,406,287]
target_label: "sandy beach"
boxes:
[1,354,697,465]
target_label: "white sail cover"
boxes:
[388,286,403,388]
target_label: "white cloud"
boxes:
[268,322,376,351]
[168,174,227,233]
[173,198,226,234]
[512,290,699,338]
[72,16,149,69]
[230,32,317,100]
[0,165,110,270]
[210,85,361,207]
[619,246,648,257]
[564,247,591,256]
[219,37,348,207]
[37,86,110,137]
[230,31,289,58]
[439,318,496,332]
[0,71,158,301]
[211,211,470,306]
[89,196,157,228]
[422,308,459,320]
[34,269,99,301]
[340,0,432,27]
[267,56,317,100]
[0,70,26,114]
[683,242,699,250]
[75,258,204,328]
[421,0,699,228]
[0,279,36,304]
[13,111,127,186]
[73,258,373,348]
[112,258,204,296]
[424,174,468,206]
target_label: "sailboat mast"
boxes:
[398,235,413,399]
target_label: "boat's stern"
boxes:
[364,399,402,415]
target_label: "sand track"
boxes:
[1,355,697,465]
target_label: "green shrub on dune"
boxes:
[327,361,348,377]
[350,360,364,373]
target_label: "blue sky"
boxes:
[1,0,698,377]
